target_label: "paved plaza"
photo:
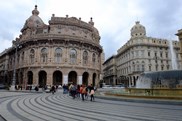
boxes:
[0,90,182,121]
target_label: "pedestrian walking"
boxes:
[80,85,86,101]
[70,84,77,99]
[63,84,68,94]
[51,85,56,94]
[89,84,95,101]
[76,85,80,98]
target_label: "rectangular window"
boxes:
[155,52,157,57]
[156,65,158,71]
[142,65,145,71]
[149,66,151,71]
[148,51,150,57]
[137,65,140,71]
[166,52,168,58]
[160,52,162,57]
[161,66,164,70]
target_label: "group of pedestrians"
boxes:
[63,83,96,101]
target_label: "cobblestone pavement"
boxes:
[0,90,182,121]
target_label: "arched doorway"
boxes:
[82,72,89,86]
[53,71,62,85]
[39,70,47,88]
[27,71,33,85]
[20,72,23,85]
[68,71,77,85]
[92,73,96,86]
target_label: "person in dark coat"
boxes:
[51,85,56,94]
[90,84,95,101]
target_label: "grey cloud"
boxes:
[137,0,182,38]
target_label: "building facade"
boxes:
[103,21,182,87]
[0,5,103,88]
[176,29,182,65]
[102,55,117,86]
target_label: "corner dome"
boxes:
[130,21,146,38]
[21,5,44,32]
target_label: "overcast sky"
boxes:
[1,0,182,60]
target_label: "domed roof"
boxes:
[130,21,146,38]
[21,5,44,32]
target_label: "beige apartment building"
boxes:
[176,29,182,65]
[103,21,182,87]
[0,5,103,88]
[102,55,117,86]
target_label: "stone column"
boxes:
[113,75,116,86]
[47,69,52,85]
[33,69,39,85]
[78,75,82,85]
[79,48,82,65]
[48,46,52,63]
[63,75,68,85]
[128,77,132,87]
[65,47,68,64]
[23,69,27,89]
[36,47,39,64]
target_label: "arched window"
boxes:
[41,48,48,63]
[92,53,96,66]
[30,49,35,64]
[55,48,62,63]
[83,51,88,65]
[70,49,77,64]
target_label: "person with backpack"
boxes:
[89,84,95,101]
[51,85,56,94]
[80,85,86,101]
[71,84,77,99]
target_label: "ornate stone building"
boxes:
[103,21,182,87]
[102,55,117,86]
[0,5,103,88]
[176,29,182,65]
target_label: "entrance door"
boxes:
[39,71,47,88]
[27,71,33,85]
[82,72,89,86]
[53,71,62,85]
[68,71,77,85]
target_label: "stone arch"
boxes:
[92,73,96,86]
[68,71,77,85]
[82,72,89,86]
[53,70,63,85]
[38,70,47,88]
[27,71,33,85]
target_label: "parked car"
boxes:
[102,85,113,89]
[0,84,6,89]
[58,85,62,89]
[113,85,125,89]
[45,85,51,93]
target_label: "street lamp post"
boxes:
[10,44,18,90]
